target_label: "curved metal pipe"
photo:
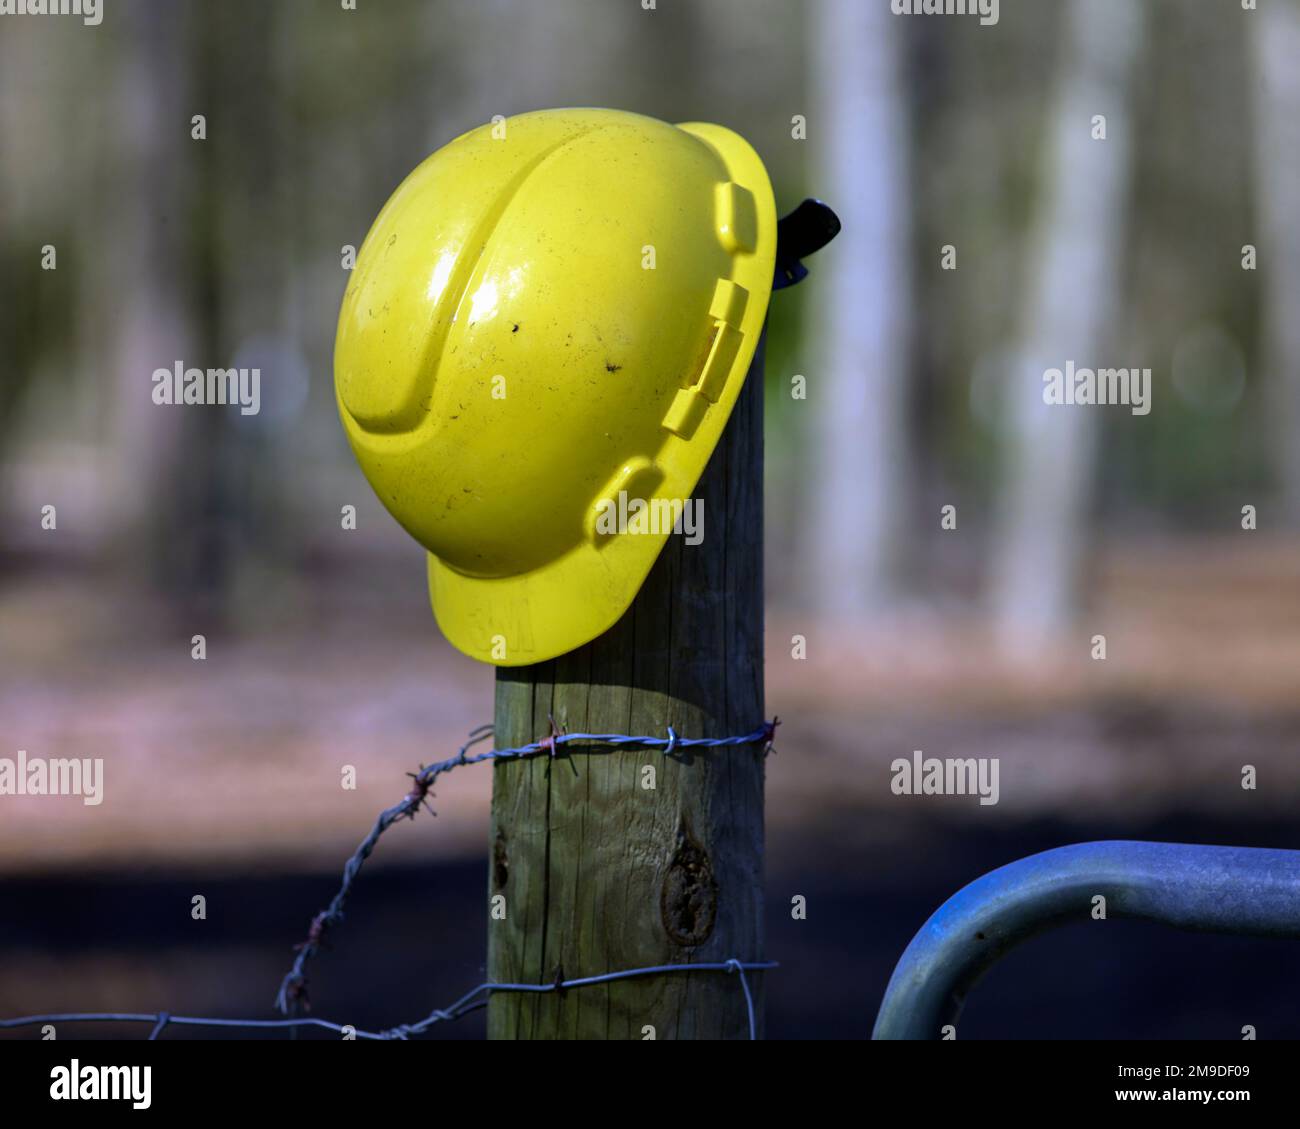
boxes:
[873,840,1300,1039]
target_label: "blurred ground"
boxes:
[3,534,1298,875]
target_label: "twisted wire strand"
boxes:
[275,719,778,1014]
[0,958,777,1041]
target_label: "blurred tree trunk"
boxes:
[1251,0,1300,521]
[989,0,1145,650]
[164,1,232,615]
[211,0,293,618]
[106,1,192,573]
[806,0,912,616]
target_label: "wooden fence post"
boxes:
[488,333,768,1040]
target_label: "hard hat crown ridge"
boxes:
[335,108,778,665]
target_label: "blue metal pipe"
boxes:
[873,840,1300,1039]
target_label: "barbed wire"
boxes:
[0,957,777,1041]
[276,716,779,1015]
[0,718,780,1041]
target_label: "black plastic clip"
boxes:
[773,198,841,290]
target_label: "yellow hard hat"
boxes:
[335,108,777,666]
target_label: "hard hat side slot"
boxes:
[698,323,743,403]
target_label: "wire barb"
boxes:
[762,716,781,755]
[403,766,437,819]
[540,714,566,759]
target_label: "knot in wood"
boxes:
[660,827,718,946]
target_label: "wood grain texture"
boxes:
[488,336,767,1040]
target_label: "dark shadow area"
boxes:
[4,813,1299,1040]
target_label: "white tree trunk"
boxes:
[806,0,912,616]
[989,0,1145,650]
[105,3,191,540]
[1251,0,1300,521]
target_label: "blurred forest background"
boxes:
[4,0,1300,1039]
